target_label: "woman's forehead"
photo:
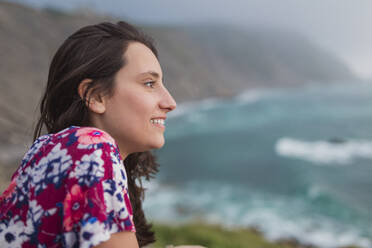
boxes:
[122,42,162,78]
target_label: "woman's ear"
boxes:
[78,79,106,114]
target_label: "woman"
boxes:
[0,21,176,247]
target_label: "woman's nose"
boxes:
[160,87,177,112]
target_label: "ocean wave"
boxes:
[168,97,222,118]
[234,89,266,104]
[143,181,371,248]
[275,137,372,165]
[238,208,371,248]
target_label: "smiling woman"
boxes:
[0,21,177,248]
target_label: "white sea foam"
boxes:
[307,184,325,199]
[275,137,372,165]
[198,97,221,110]
[168,97,222,119]
[167,101,198,118]
[238,208,371,248]
[143,181,371,248]
[234,89,265,104]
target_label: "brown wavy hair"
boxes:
[33,21,159,247]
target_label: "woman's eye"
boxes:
[144,81,155,88]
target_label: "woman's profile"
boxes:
[0,21,179,247]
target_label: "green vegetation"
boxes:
[151,222,306,248]
[150,222,362,248]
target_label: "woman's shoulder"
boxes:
[28,126,117,149]
[54,125,117,146]
[46,126,121,166]
[12,126,124,194]
[34,126,119,154]
[18,126,121,177]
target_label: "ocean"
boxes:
[143,82,372,248]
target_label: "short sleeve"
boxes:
[62,135,136,248]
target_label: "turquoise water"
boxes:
[144,82,372,248]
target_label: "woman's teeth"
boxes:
[151,119,165,125]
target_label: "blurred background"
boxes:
[0,0,371,247]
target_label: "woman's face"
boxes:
[98,42,177,158]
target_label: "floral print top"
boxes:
[0,126,136,248]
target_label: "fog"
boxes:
[13,0,372,78]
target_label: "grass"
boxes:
[150,221,310,248]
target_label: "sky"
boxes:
[11,0,372,78]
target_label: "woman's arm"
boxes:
[93,231,139,248]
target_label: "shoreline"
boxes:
[1,81,372,247]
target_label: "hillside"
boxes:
[0,1,356,165]
[146,24,355,100]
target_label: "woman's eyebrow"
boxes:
[138,71,161,79]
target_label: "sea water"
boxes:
[144,81,372,248]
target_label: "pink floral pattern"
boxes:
[63,184,86,232]
[76,127,115,145]
[0,126,135,248]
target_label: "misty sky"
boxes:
[12,0,372,78]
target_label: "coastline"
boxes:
[1,81,371,248]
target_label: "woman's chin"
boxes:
[149,137,165,150]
